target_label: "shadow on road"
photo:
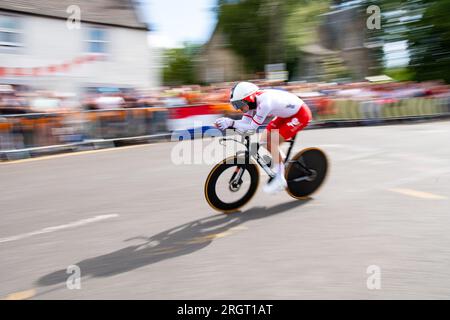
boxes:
[36,199,310,287]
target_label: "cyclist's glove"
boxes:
[215,117,234,130]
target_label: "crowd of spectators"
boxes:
[1,80,450,115]
[1,79,449,151]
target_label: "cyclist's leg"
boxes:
[261,117,285,167]
[279,104,312,140]
[261,124,287,193]
[264,104,313,168]
[261,104,312,192]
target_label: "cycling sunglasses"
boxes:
[231,100,248,110]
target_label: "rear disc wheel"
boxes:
[285,148,328,199]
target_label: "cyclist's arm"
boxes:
[241,111,254,124]
[232,104,270,131]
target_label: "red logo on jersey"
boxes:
[287,118,300,127]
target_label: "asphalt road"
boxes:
[1,121,449,299]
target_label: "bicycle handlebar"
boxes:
[219,137,244,146]
[234,129,256,136]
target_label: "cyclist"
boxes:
[215,82,312,194]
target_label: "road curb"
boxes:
[0,133,171,161]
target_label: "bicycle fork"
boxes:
[229,166,245,191]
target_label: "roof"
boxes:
[0,0,148,30]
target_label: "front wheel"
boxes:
[204,156,259,213]
[285,148,328,199]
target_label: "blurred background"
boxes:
[0,0,450,155]
[1,1,450,300]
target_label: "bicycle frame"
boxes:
[206,131,328,211]
[219,131,298,180]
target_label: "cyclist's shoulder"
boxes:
[260,88,298,98]
[259,88,301,103]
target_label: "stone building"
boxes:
[195,26,248,84]
[318,3,379,79]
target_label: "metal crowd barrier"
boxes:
[0,107,169,154]
[1,97,449,160]
[312,97,450,123]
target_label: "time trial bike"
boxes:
[204,130,328,212]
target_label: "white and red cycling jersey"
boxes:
[233,89,312,140]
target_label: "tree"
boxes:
[162,44,201,86]
[284,0,332,78]
[362,0,450,82]
[408,0,450,83]
[217,0,272,73]
[217,0,331,77]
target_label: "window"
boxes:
[85,27,108,54]
[0,14,22,48]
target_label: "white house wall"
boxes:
[0,14,158,93]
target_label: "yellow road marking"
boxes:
[0,144,151,165]
[152,247,181,255]
[2,289,36,300]
[388,188,447,200]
